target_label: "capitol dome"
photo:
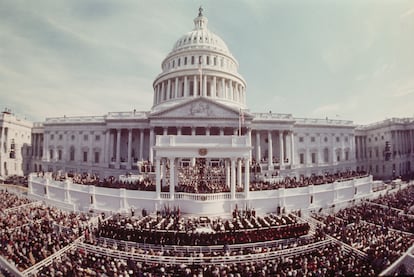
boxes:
[171,9,232,57]
[151,7,247,113]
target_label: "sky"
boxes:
[1,0,413,125]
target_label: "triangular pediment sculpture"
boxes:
[150,97,244,119]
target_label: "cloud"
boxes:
[400,8,414,19]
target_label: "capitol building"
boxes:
[0,8,413,212]
[2,7,414,276]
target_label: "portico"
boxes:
[153,135,252,201]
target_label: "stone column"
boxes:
[290,131,295,166]
[203,75,207,97]
[139,129,144,161]
[220,128,224,136]
[206,127,210,136]
[149,128,154,163]
[212,76,217,98]
[43,131,49,162]
[161,82,165,101]
[116,129,121,168]
[166,79,171,100]
[184,76,188,97]
[244,158,250,198]
[221,78,225,98]
[155,158,161,199]
[175,77,179,98]
[279,131,284,168]
[191,127,196,136]
[237,159,242,188]
[104,130,110,163]
[231,158,236,200]
[163,127,168,136]
[226,159,230,191]
[127,129,132,169]
[268,130,273,170]
[177,127,182,136]
[228,80,234,100]
[256,131,261,162]
[161,159,166,192]
[193,75,197,96]
[169,157,175,200]
[247,128,252,162]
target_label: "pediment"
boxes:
[150,98,242,119]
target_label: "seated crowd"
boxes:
[4,186,414,275]
[36,168,368,196]
[370,185,414,215]
[96,208,310,246]
[0,189,33,211]
[249,170,368,191]
[0,193,92,271]
[36,242,377,277]
[312,201,414,273]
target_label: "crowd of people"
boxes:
[370,185,414,215]
[312,201,414,273]
[0,189,32,211]
[0,190,92,271]
[96,210,310,246]
[249,170,368,191]
[35,242,378,277]
[176,161,230,194]
[2,184,414,275]
[36,168,369,196]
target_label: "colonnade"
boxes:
[31,133,43,159]
[154,157,250,200]
[254,130,295,170]
[153,75,246,105]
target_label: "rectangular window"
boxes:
[94,151,99,163]
[59,134,63,140]
[84,135,88,141]
[311,153,316,163]
[83,151,88,162]
[184,57,187,65]
[50,134,54,140]
[311,137,315,142]
[299,137,304,143]
[49,149,53,160]
[95,135,100,141]
[191,56,195,64]
[58,149,62,160]
[70,150,75,161]
[300,153,304,164]
[324,149,329,163]
[345,151,349,161]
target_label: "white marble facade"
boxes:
[27,9,414,181]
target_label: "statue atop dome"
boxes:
[198,6,204,17]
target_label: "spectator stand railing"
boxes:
[71,238,336,266]
[22,236,85,277]
[380,243,414,276]
[94,233,320,256]
[2,200,43,214]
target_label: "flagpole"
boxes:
[199,57,202,96]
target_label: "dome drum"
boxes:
[151,9,247,112]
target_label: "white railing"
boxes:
[295,117,353,126]
[252,112,293,120]
[22,236,84,277]
[107,111,149,119]
[45,115,105,123]
[73,238,335,266]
